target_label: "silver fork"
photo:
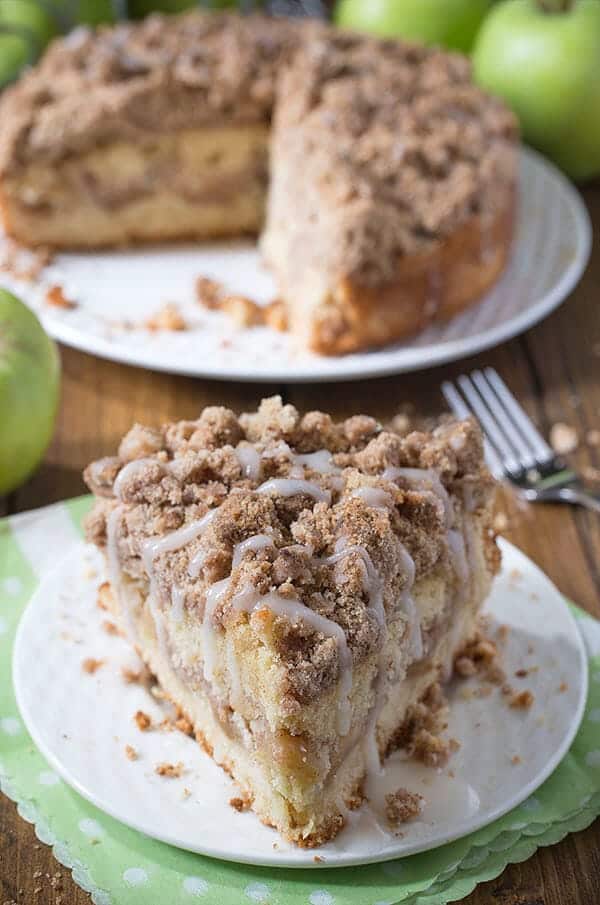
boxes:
[442,368,600,513]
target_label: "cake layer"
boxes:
[83,398,500,846]
[0,126,269,247]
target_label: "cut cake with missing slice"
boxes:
[83,396,500,846]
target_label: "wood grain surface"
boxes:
[1,185,599,905]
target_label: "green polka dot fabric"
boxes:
[1,498,599,905]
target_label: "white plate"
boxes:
[1,148,591,383]
[13,538,587,869]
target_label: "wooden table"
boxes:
[1,185,599,905]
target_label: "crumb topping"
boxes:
[84,396,496,704]
[385,788,423,825]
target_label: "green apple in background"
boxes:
[0,290,60,496]
[473,0,600,182]
[129,0,236,18]
[0,0,57,85]
[74,0,118,25]
[334,0,492,53]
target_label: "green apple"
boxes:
[0,0,57,85]
[473,0,600,182]
[128,0,237,18]
[334,0,492,53]
[73,0,117,25]
[0,290,60,496]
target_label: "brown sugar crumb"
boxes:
[454,630,505,686]
[174,715,194,736]
[515,668,529,678]
[313,855,324,863]
[558,681,568,693]
[263,298,288,332]
[448,738,461,753]
[195,275,223,310]
[511,755,522,765]
[158,717,174,732]
[229,794,251,813]
[182,787,191,799]
[145,302,187,332]
[96,583,110,610]
[124,744,138,761]
[155,761,184,778]
[102,620,119,636]
[134,710,152,731]
[455,656,477,678]
[497,624,510,642]
[412,730,450,768]
[509,690,534,710]
[82,657,104,674]
[45,284,77,309]
[220,294,264,328]
[550,422,578,455]
[121,666,148,684]
[385,788,424,825]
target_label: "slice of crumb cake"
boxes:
[83,397,500,846]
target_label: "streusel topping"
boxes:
[84,397,495,703]
[0,12,302,172]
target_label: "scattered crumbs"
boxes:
[515,668,529,678]
[84,566,98,580]
[454,656,477,678]
[125,744,138,761]
[122,667,142,684]
[175,715,194,736]
[313,855,324,863]
[150,685,168,701]
[549,422,578,455]
[511,755,522,765]
[509,568,522,582]
[558,681,568,693]
[272,842,279,850]
[134,710,152,731]
[509,690,535,710]
[82,657,104,674]
[195,275,223,309]
[145,302,187,332]
[182,787,191,800]
[159,717,174,732]
[102,620,119,636]
[447,768,455,778]
[448,738,461,753]
[155,761,184,778]
[45,284,77,309]
[96,583,109,610]
[582,466,600,484]
[586,429,600,447]
[229,795,251,813]
[385,788,424,826]
[492,511,508,533]
[474,684,492,699]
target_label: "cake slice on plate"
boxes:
[83,396,500,846]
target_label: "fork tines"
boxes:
[442,368,555,479]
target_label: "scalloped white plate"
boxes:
[13,538,587,869]
[1,147,591,383]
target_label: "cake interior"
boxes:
[3,125,269,247]
[84,397,499,845]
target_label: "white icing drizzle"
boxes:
[256,478,331,505]
[113,457,160,500]
[447,529,468,584]
[321,543,385,632]
[350,487,394,511]
[232,533,274,569]
[294,450,341,475]
[254,593,353,735]
[106,506,138,642]
[188,547,208,580]
[171,585,186,624]
[141,509,218,659]
[235,443,262,481]
[383,466,452,525]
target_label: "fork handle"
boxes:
[536,486,600,513]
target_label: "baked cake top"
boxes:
[273,30,518,284]
[0,11,301,173]
[84,396,497,711]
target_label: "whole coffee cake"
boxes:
[0,12,518,354]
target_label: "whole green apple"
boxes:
[0,31,31,86]
[473,0,600,182]
[74,0,117,26]
[0,0,57,48]
[334,0,492,53]
[0,290,60,496]
[128,0,236,18]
